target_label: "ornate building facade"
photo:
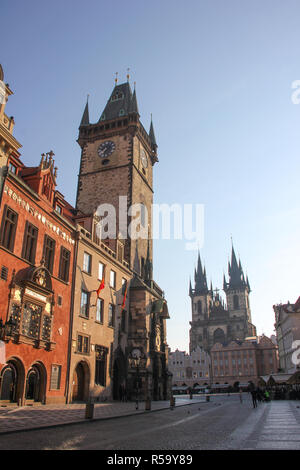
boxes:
[189,247,257,354]
[0,146,76,404]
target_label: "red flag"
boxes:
[121,280,128,309]
[96,268,105,297]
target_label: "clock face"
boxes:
[98,141,116,158]
[140,148,148,168]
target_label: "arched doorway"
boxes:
[25,363,46,404]
[72,362,89,402]
[0,364,17,402]
[0,358,25,405]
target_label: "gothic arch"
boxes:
[25,361,47,403]
[72,360,90,403]
[0,356,25,404]
[213,328,226,345]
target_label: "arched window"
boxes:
[213,328,226,345]
[233,295,239,310]
[197,300,202,314]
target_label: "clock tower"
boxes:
[76,77,171,401]
[76,79,158,273]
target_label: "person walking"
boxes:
[239,388,243,403]
[251,389,257,408]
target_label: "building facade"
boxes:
[168,346,211,390]
[274,297,300,374]
[189,248,256,354]
[0,147,76,404]
[211,335,279,387]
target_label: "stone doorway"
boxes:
[72,362,89,402]
[0,363,18,402]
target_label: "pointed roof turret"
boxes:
[80,98,90,127]
[189,278,193,297]
[194,252,208,294]
[149,116,157,148]
[129,85,139,115]
[227,244,247,290]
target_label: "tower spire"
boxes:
[79,96,89,127]
[194,252,208,294]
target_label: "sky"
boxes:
[2,0,300,352]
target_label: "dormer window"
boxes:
[55,204,62,215]
[111,91,124,102]
[100,113,106,121]
[8,162,17,174]
[119,109,125,116]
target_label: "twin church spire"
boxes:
[190,244,250,298]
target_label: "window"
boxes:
[59,247,70,282]
[22,222,38,263]
[80,290,89,318]
[50,365,61,390]
[0,205,18,252]
[55,204,62,215]
[108,304,115,327]
[98,262,104,280]
[77,334,89,354]
[0,266,8,281]
[8,162,17,174]
[233,295,239,310]
[95,346,108,386]
[83,252,91,274]
[111,91,124,101]
[96,298,104,323]
[43,236,55,273]
[110,270,116,288]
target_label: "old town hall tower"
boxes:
[76,77,171,401]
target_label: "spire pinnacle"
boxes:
[80,98,90,127]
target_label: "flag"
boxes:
[121,280,128,309]
[96,268,105,297]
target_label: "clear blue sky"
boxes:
[2,0,300,352]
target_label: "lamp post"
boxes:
[0,317,16,341]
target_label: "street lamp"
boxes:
[0,317,16,341]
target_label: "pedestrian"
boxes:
[264,390,270,402]
[239,388,243,403]
[256,387,262,403]
[251,389,257,408]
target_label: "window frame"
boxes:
[83,251,92,274]
[80,289,90,319]
[59,246,71,282]
[0,205,18,252]
[43,235,56,274]
[22,221,38,264]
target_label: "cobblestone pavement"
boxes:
[0,395,205,434]
[221,399,300,450]
[1,395,299,450]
